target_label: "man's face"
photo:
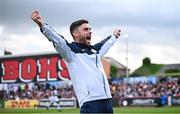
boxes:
[76,23,92,45]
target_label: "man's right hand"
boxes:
[31,10,43,27]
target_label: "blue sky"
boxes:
[0,0,179,71]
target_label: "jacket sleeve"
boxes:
[93,35,117,57]
[40,23,74,62]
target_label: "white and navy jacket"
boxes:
[41,23,117,107]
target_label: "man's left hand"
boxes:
[113,29,121,39]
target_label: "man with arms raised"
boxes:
[31,10,121,113]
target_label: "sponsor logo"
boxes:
[5,100,38,108]
[0,54,70,83]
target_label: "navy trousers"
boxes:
[80,99,113,114]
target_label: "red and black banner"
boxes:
[0,52,70,83]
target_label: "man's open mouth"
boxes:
[86,37,91,40]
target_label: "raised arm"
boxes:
[31,10,74,62]
[93,29,121,57]
[31,10,44,28]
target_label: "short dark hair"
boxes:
[70,19,89,37]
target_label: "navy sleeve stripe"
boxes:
[92,35,112,52]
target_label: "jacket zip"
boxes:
[95,54,108,98]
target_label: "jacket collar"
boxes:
[75,42,92,49]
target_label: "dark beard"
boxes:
[79,36,87,44]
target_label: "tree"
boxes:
[110,65,118,78]
[143,57,151,65]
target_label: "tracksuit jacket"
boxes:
[41,23,117,107]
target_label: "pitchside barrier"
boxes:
[123,97,161,106]
[3,98,76,109]
[1,96,180,109]
[34,98,77,109]
[172,96,180,106]
[112,96,180,107]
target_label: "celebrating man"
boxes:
[31,10,121,113]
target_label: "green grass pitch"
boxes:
[0,106,180,114]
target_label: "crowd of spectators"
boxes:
[0,77,180,100]
[0,82,75,100]
[110,79,180,98]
